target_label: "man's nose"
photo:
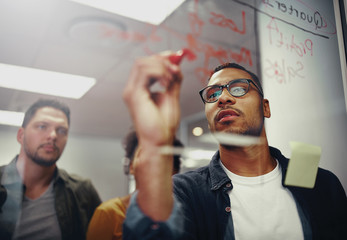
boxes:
[48,129,57,140]
[218,88,236,106]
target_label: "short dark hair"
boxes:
[122,129,183,174]
[22,99,70,128]
[209,63,263,96]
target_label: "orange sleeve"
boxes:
[86,198,126,240]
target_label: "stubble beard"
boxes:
[212,117,264,136]
[210,117,264,149]
[23,140,60,167]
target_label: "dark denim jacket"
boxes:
[0,156,101,240]
[124,147,347,240]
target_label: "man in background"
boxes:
[87,129,183,240]
[0,99,101,240]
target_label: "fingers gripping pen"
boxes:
[168,48,196,65]
[150,49,196,92]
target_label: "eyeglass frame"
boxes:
[199,78,264,103]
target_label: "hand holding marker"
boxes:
[168,48,196,65]
[150,48,196,92]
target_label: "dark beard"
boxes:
[217,115,264,136]
[213,120,264,149]
[24,143,60,167]
[31,154,58,167]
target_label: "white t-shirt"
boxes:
[220,160,304,240]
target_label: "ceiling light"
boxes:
[69,0,186,25]
[192,127,203,136]
[0,63,96,99]
[0,110,24,127]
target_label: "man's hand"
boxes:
[123,52,183,221]
[123,52,182,147]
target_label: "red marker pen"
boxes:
[168,48,196,65]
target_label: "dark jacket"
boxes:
[0,156,101,240]
[124,147,347,240]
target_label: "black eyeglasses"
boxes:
[199,78,263,103]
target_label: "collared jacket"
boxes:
[123,147,347,240]
[0,156,101,240]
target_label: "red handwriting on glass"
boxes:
[189,12,205,36]
[266,18,313,57]
[100,24,161,43]
[261,0,336,35]
[183,2,253,83]
[209,11,246,35]
[194,47,253,84]
[108,0,254,83]
[186,33,253,66]
[186,33,253,84]
[264,58,304,84]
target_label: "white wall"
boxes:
[0,127,128,201]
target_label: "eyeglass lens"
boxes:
[202,79,250,103]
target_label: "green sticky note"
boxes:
[284,142,321,189]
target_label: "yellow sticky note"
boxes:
[284,142,321,189]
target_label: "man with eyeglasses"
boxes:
[122,52,347,240]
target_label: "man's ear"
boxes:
[263,99,271,118]
[129,162,135,175]
[17,128,24,144]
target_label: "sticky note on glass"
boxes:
[284,142,321,188]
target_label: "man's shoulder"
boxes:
[173,151,222,188]
[0,164,5,177]
[269,146,342,188]
[0,158,20,185]
[99,197,122,208]
[173,165,210,188]
[316,167,345,190]
[95,197,126,215]
[0,163,7,170]
[0,157,17,173]
[175,164,210,177]
[56,168,94,189]
[55,168,101,203]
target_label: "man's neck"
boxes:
[16,154,56,199]
[219,142,276,177]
